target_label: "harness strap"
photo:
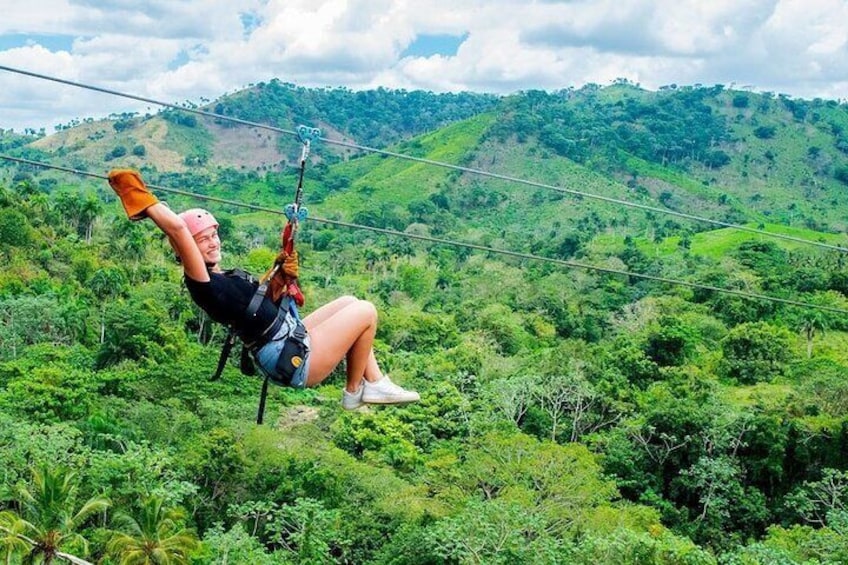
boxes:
[209,274,282,381]
[245,279,270,319]
[257,375,271,424]
[209,328,237,381]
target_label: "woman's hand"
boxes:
[107,169,159,220]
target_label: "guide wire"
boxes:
[1,64,846,253]
[2,154,847,316]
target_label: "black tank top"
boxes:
[184,270,279,342]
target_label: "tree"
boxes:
[486,374,536,427]
[96,297,185,368]
[0,296,73,360]
[424,497,559,564]
[0,207,32,249]
[198,523,279,565]
[532,361,605,442]
[784,468,848,527]
[787,292,848,358]
[719,322,793,384]
[87,267,127,344]
[78,194,102,243]
[644,317,698,367]
[0,511,30,565]
[14,466,110,564]
[106,495,199,565]
[732,94,749,108]
[267,498,339,564]
[835,165,848,186]
[754,125,776,139]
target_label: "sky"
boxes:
[1,0,847,133]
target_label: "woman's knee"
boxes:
[356,300,378,324]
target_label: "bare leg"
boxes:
[304,299,385,391]
[302,295,357,328]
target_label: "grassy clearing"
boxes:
[320,114,496,215]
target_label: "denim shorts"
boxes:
[255,324,311,389]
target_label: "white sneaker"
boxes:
[342,385,364,410]
[362,376,420,405]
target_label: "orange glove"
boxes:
[268,275,284,305]
[267,250,304,306]
[270,250,300,278]
[107,169,159,220]
[282,250,299,278]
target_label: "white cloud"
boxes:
[0,0,846,133]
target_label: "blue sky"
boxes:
[0,33,76,52]
[401,33,468,58]
[1,0,847,133]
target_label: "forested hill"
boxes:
[1,81,848,564]
[8,80,848,235]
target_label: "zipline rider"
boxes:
[106,169,420,412]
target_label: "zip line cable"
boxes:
[2,154,847,316]
[0,64,299,138]
[2,63,847,255]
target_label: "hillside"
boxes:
[7,81,848,249]
[1,81,848,564]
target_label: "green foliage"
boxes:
[3,82,848,562]
[492,84,730,169]
[835,164,848,185]
[474,303,535,355]
[0,206,32,248]
[1,365,97,423]
[216,80,498,148]
[644,316,700,367]
[791,358,848,416]
[424,497,565,564]
[96,297,187,368]
[380,306,459,352]
[198,522,281,565]
[331,411,421,473]
[720,322,794,383]
[0,413,89,503]
[747,510,848,564]
[13,466,110,564]
[783,468,848,527]
[605,336,661,387]
[106,145,128,160]
[83,440,181,515]
[106,495,200,564]
[0,509,30,564]
[732,94,750,108]
[570,526,718,564]
[0,296,79,360]
[754,125,777,139]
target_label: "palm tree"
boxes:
[79,193,102,243]
[106,496,199,565]
[0,510,30,565]
[16,466,109,565]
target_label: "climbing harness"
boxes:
[209,125,321,424]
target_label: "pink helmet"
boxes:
[179,208,218,236]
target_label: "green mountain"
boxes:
[8,80,848,251]
[2,81,848,564]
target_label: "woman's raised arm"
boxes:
[107,169,209,282]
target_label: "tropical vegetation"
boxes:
[1,80,847,563]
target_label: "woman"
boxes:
[107,168,419,410]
